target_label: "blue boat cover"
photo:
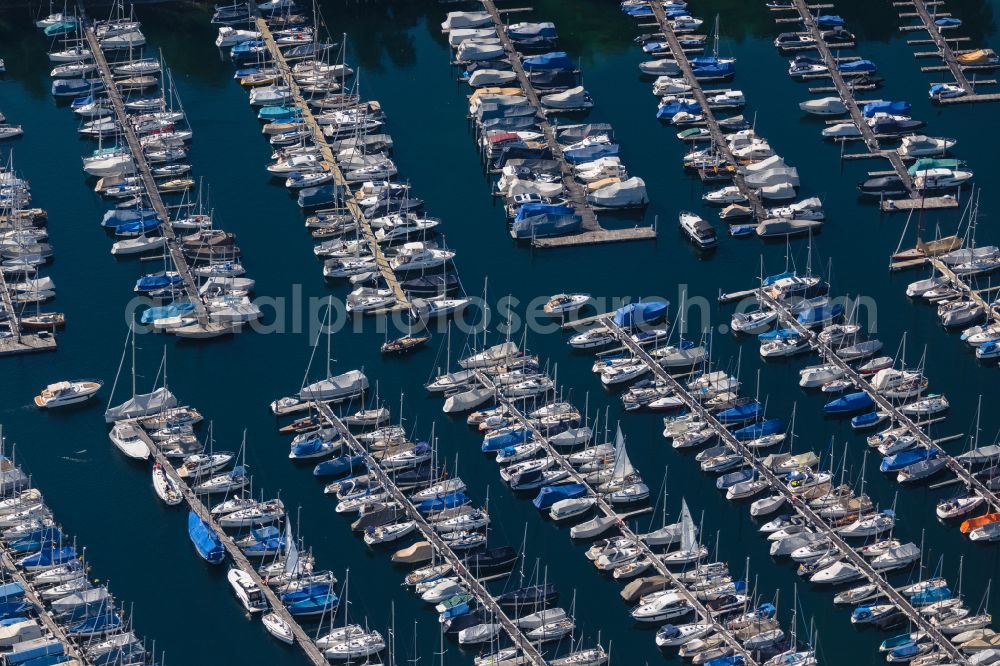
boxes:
[101,208,159,229]
[815,15,845,27]
[823,391,874,414]
[862,100,911,117]
[563,143,620,164]
[839,59,876,73]
[313,454,365,478]
[733,418,784,441]
[482,428,529,452]
[417,492,471,513]
[613,301,668,327]
[522,52,575,71]
[188,511,226,565]
[880,447,936,473]
[532,482,587,509]
[716,401,763,424]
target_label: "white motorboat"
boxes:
[108,422,151,460]
[655,622,713,647]
[227,568,268,613]
[544,293,590,316]
[679,211,718,248]
[34,380,102,408]
[262,612,293,644]
[898,135,956,157]
[810,561,864,584]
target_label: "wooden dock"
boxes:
[145,441,330,666]
[476,0,656,248]
[0,547,83,662]
[645,1,765,220]
[929,255,1000,328]
[312,403,547,666]
[896,0,986,98]
[759,290,1000,517]
[471,371,760,666]
[255,19,408,309]
[787,0,957,212]
[0,245,57,356]
[600,317,971,665]
[79,9,220,333]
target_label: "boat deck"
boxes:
[145,442,331,666]
[786,0,958,212]
[79,11,213,330]
[470,371,760,666]
[476,0,656,248]
[645,1,766,221]
[760,290,1000,515]
[312,402,547,666]
[255,19,408,310]
[599,317,971,664]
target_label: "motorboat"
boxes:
[34,380,102,408]
[678,211,717,248]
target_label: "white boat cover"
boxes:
[756,218,822,237]
[8,277,55,292]
[758,183,797,201]
[940,245,999,265]
[541,86,590,109]
[505,178,564,198]
[740,154,786,174]
[441,11,493,31]
[639,59,681,76]
[299,369,369,401]
[468,69,518,87]
[799,97,847,114]
[746,167,800,188]
[199,277,256,294]
[457,40,504,61]
[587,177,648,207]
[104,387,178,423]
[574,156,621,174]
[448,28,495,47]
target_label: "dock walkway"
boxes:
[312,402,547,666]
[476,0,656,248]
[896,0,1000,105]
[79,14,211,327]
[255,19,408,309]
[645,1,764,220]
[471,372,759,666]
[599,317,970,664]
[0,265,56,355]
[0,547,84,663]
[786,0,957,212]
[145,441,330,666]
[929,257,1000,329]
[759,290,1000,514]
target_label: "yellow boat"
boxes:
[960,512,1000,534]
[956,48,998,65]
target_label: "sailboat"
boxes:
[602,426,649,504]
[104,327,177,423]
[271,300,368,414]
[188,510,225,564]
[661,499,707,565]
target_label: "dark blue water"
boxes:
[0,1,998,665]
